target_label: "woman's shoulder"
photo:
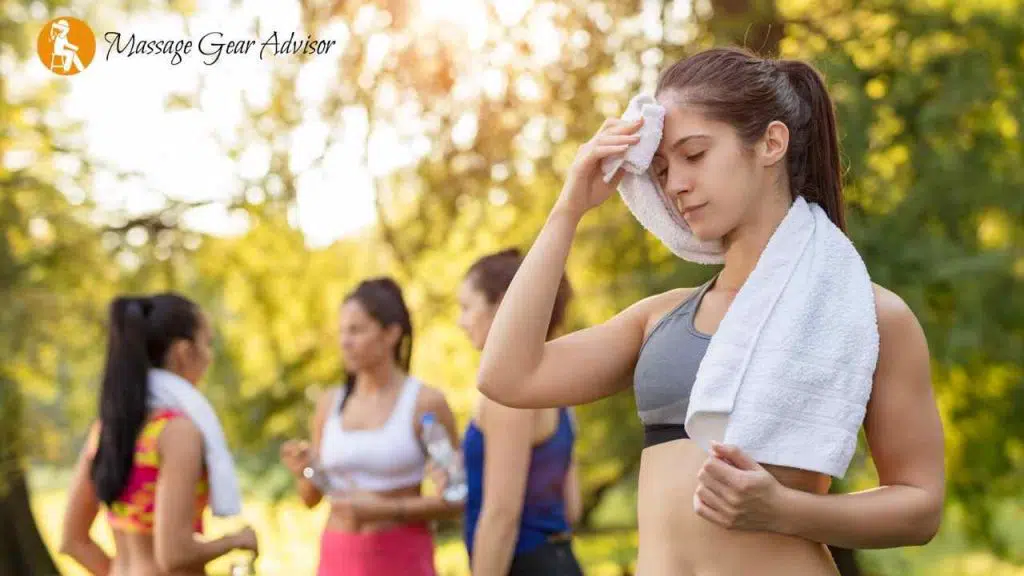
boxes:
[149,408,187,421]
[628,285,704,335]
[156,414,203,454]
[315,385,344,410]
[871,284,921,333]
[411,379,449,412]
[868,282,933,383]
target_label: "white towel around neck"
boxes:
[684,197,880,477]
[147,368,243,516]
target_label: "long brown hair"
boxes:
[339,277,413,410]
[91,293,201,505]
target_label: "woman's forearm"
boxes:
[471,511,521,576]
[777,484,942,548]
[61,539,111,575]
[296,475,323,508]
[343,495,463,523]
[477,206,581,401]
[158,533,241,572]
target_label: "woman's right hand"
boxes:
[556,117,644,219]
[230,526,259,555]
[279,439,312,477]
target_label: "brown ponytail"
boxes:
[776,60,845,232]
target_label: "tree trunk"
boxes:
[0,464,63,576]
[0,380,62,575]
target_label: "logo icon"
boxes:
[37,17,96,75]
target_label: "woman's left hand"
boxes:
[694,442,787,532]
[330,491,384,521]
[425,461,450,496]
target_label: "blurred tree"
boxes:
[775,1,1023,558]
[1,1,172,572]
[1,22,85,576]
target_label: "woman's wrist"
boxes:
[223,530,244,551]
[770,484,803,537]
[550,198,585,226]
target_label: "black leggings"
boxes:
[507,541,583,576]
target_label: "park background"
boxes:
[1,0,1022,574]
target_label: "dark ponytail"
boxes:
[91,293,200,505]
[776,60,845,232]
[339,277,413,411]
[656,47,846,232]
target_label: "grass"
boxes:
[30,467,1023,576]
[31,486,639,575]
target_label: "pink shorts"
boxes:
[318,524,437,576]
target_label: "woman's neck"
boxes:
[718,188,793,290]
[354,362,403,396]
[152,366,195,386]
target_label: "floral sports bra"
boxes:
[88,410,209,534]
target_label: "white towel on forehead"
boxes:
[599,93,725,264]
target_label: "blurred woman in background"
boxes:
[456,249,584,576]
[280,277,462,576]
[61,293,257,576]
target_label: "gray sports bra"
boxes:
[634,278,715,448]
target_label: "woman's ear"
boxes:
[760,120,790,167]
[163,339,189,372]
[383,323,403,348]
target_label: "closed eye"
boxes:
[686,151,706,162]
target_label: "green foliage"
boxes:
[1,0,1021,570]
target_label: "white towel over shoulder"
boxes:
[684,197,880,478]
[148,368,243,516]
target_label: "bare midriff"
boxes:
[324,483,425,533]
[636,439,838,576]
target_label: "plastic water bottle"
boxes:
[420,412,468,503]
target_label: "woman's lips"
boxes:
[676,198,706,219]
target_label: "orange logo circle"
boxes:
[37,17,96,76]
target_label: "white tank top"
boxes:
[318,377,426,493]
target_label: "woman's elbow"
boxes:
[477,372,529,408]
[301,494,322,509]
[155,549,180,573]
[442,498,466,519]
[155,538,190,573]
[482,503,522,530]
[476,372,510,404]
[567,506,583,528]
[58,535,81,557]
[297,484,323,509]
[911,499,944,546]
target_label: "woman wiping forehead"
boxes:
[476,46,944,576]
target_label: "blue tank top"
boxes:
[462,407,575,558]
